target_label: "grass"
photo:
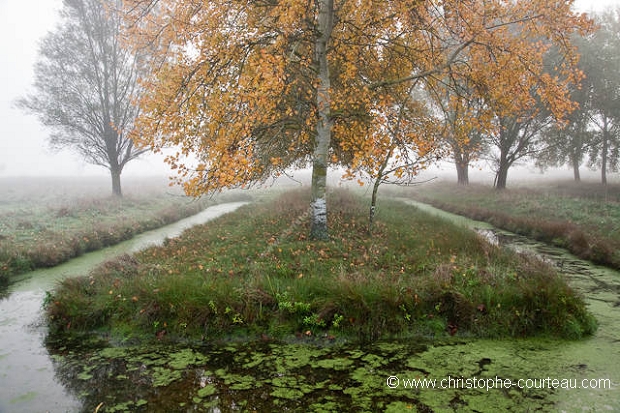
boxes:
[0,177,247,283]
[46,188,596,344]
[402,180,620,269]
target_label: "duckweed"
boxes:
[46,333,620,412]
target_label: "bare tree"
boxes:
[489,110,553,190]
[581,9,620,185]
[18,0,147,196]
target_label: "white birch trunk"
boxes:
[310,0,334,240]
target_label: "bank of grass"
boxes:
[0,178,247,283]
[46,189,596,344]
[405,181,620,270]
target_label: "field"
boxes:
[46,188,596,343]
[404,180,620,269]
[0,176,216,283]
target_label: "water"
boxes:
[401,200,620,411]
[1,200,619,412]
[0,202,248,413]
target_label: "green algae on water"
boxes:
[47,336,620,412]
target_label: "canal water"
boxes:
[0,202,248,413]
[1,200,618,412]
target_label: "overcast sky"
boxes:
[1,0,619,178]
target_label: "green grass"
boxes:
[46,189,596,343]
[404,181,620,269]
[0,177,246,282]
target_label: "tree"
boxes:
[579,9,620,184]
[428,74,489,186]
[534,39,593,181]
[536,117,592,181]
[467,28,586,190]
[538,10,620,184]
[341,82,442,232]
[18,0,147,197]
[122,0,590,237]
[490,109,553,189]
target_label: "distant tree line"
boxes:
[435,8,620,188]
[537,8,620,185]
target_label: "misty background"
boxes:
[1,0,619,181]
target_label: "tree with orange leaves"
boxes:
[427,74,489,186]
[121,0,591,239]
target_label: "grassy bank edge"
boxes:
[45,189,596,346]
[0,191,253,284]
[409,189,620,270]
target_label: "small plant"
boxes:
[399,304,412,322]
[208,300,218,314]
[276,292,294,312]
[331,313,344,329]
[42,290,54,308]
[276,292,311,314]
[303,313,326,329]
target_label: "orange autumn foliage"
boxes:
[120,0,591,196]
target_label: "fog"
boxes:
[0,0,619,179]
[0,0,169,178]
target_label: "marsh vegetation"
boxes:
[0,177,215,284]
[46,189,595,344]
[408,180,620,269]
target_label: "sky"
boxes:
[0,0,619,178]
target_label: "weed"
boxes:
[46,189,596,343]
[407,182,620,269]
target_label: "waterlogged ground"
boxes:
[43,203,620,413]
[3,199,619,412]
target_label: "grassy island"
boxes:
[46,189,596,344]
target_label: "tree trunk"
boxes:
[310,160,328,240]
[573,162,581,182]
[453,145,470,185]
[310,0,334,241]
[601,125,608,185]
[104,125,123,197]
[369,176,381,234]
[111,167,122,197]
[452,141,471,185]
[571,153,581,182]
[456,161,469,185]
[494,155,509,190]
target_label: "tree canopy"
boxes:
[122,0,591,235]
